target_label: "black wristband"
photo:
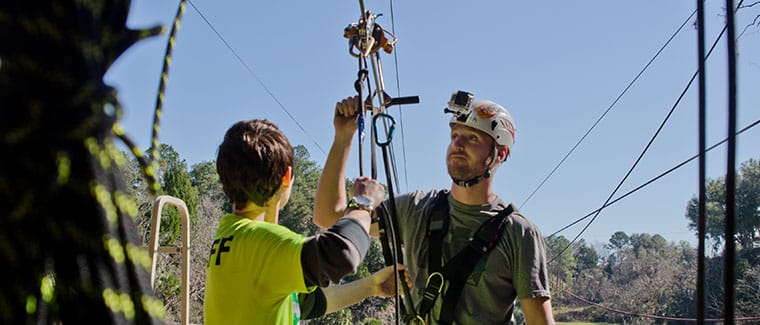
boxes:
[329,217,371,261]
[298,288,326,319]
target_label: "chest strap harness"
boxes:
[417,191,514,324]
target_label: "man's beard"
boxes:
[446,157,489,181]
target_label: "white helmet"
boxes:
[446,91,516,149]
[444,91,516,187]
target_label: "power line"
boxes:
[547,117,759,239]
[519,9,697,210]
[185,0,327,156]
[548,9,733,263]
[388,0,410,191]
[563,288,760,322]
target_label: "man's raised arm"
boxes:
[313,95,360,228]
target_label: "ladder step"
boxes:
[157,246,181,254]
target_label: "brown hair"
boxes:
[216,119,294,208]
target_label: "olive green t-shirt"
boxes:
[394,190,551,324]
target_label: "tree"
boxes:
[154,144,199,245]
[134,144,201,322]
[595,232,697,323]
[545,235,577,287]
[277,146,396,323]
[344,240,393,324]
[120,152,155,242]
[189,161,225,202]
[574,239,599,272]
[187,161,225,323]
[280,145,322,236]
[606,231,630,251]
[686,158,760,251]
[628,233,668,257]
[119,143,407,322]
[189,161,226,221]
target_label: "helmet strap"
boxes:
[451,146,498,188]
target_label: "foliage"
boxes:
[156,274,181,297]
[574,240,599,272]
[281,146,395,324]
[280,145,322,236]
[362,318,383,325]
[187,160,225,322]
[686,159,760,251]
[316,308,353,325]
[190,161,228,217]
[124,145,760,324]
[546,236,599,289]
[121,153,155,243]
[153,144,199,246]
[121,150,223,324]
[343,240,393,324]
[545,235,578,285]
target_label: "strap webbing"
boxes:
[418,190,514,324]
[417,191,450,317]
[438,204,512,324]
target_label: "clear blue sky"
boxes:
[107,0,760,247]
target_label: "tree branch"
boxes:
[738,1,760,8]
[738,14,760,39]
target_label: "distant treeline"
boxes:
[122,145,760,324]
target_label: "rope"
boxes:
[150,0,186,176]
[562,289,760,322]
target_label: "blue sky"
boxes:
[107,0,760,247]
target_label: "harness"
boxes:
[417,190,514,324]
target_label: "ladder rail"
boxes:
[148,195,190,325]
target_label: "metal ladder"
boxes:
[148,195,190,325]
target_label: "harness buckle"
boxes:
[423,272,445,300]
[403,314,427,325]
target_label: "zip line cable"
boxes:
[519,9,697,210]
[387,0,410,191]
[546,117,759,239]
[563,288,760,322]
[552,71,695,262]
[548,10,734,264]
[185,0,327,156]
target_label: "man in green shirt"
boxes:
[314,92,556,324]
[204,119,401,324]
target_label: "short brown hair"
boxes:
[216,119,294,208]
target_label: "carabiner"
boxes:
[372,112,395,146]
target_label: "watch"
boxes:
[347,195,374,213]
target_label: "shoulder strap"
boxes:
[437,204,514,325]
[416,190,450,320]
[427,190,450,274]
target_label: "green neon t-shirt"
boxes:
[204,214,315,324]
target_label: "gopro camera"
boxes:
[445,90,474,115]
